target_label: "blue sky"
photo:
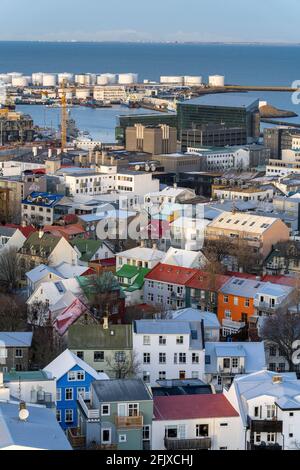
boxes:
[1,0,299,42]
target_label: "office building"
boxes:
[126,124,177,155]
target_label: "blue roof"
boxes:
[184,93,259,109]
[22,192,64,207]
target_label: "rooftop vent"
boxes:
[272,375,283,384]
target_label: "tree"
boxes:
[106,350,141,379]
[203,236,234,265]
[260,311,300,372]
[0,247,22,292]
[30,321,65,369]
[0,294,27,331]
[232,238,262,274]
[27,300,51,326]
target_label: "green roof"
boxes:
[71,238,104,262]
[22,232,60,256]
[68,324,132,350]
[4,370,51,382]
[116,265,142,279]
[117,265,150,292]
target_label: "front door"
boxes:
[118,403,127,417]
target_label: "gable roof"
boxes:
[205,342,266,374]
[186,271,230,291]
[154,394,239,421]
[22,232,61,256]
[117,246,165,263]
[4,224,36,238]
[71,238,109,262]
[68,324,133,350]
[162,247,207,269]
[92,378,152,403]
[0,332,33,348]
[172,308,220,329]
[43,349,107,381]
[145,263,198,285]
[207,211,280,234]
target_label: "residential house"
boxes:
[44,223,86,241]
[161,246,208,269]
[204,342,266,391]
[170,217,210,251]
[152,394,242,450]
[73,378,153,450]
[21,192,71,226]
[43,349,108,431]
[133,319,205,386]
[185,271,230,313]
[0,225,26,251]
[0,332,33,373]
[224,370,300,450]
[68,324,133,377]
[144,186,196,210]
[264,241,300,276]
[116,265,150,305]
[116,245,165,271]
[170,308,221,342]
[0,401,72,450]
[71,238,115,267]
[205,211,290,259]
[144,264,198,310]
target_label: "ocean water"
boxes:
[3,42,300,139]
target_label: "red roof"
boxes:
[154,394,239,421]
[4,224,37,238]
[145,263,198,285]
[44,224,85,238]
[226,271,258,280]
[262,275,298,287]
[186,271,230,291]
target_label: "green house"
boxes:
[76,379,153,450]
[116,264,150,305]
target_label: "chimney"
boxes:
[173,182,177,189]
[140,240,145,248]
[48,148,52,159]
[32,147,38,157]
[103,316,109,330]
[38,229,44,239]
[152,242,158,250]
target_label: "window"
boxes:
[196,424,209,437]
[179,353,186,364]
[269,346,277,357]
[159,353,166,364]
[77,351,84,360]
[77,371,85,381]
[232,357,239,368]
[56,409,61,422]
[255,433,261,443]
[119,434,127,443]
[15,349,23,358]
[101,404,110,416]
[165,426,178,438]
[143,371,150,383]
[158,370,167,380]
[223,358,230,369]
[94,351,104,362]
[56,388,61,401]
[102,428,111,444]
[266,405,276,419]
[147,293,154,302]
[205,355,211,365]
[233,297,239,306]
[290,412,294,417]
[128,403,139,416]
[220,423,228,427]
[65,409,74,423]
[143,425,151,441]
[223,295,228,303]
[267,433,275,443]
[143,353,150,364]
[68,371,76,381]
[77,387,85,399]
[159,336,166,345]
[192,353,199,364]
[65,388,73,401]
[245,298,250,307]
[176,336,184,344]
[115,351,126,363]
[143,335,151,345]
[225,310,231,318]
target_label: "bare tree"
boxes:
[232,238,262,274]
[0,247,22,292]
[31,321,65,369]
[203,236,234,265]
[0,294,27,331]
[260,311,300,372]
[106,350,141,379]
[27,300,51,326]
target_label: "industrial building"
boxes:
[125,124,177,155]
[177,94,260,144]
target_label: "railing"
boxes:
[115,413,143,428]
[247,442,282,451]
[254,300,278,310]
[164,437,212,450]
[78,393,100,419]
[67,428,86,449]
[218,366,245,376]
[249,418,283,433]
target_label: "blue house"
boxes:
[44,349,108,431]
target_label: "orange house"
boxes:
[217,277,264,331]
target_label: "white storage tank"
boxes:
[184,76,202,86]
[0,74,12,84]
[58,73,74,85]
[75,87,91,100]
[11,75,31,87]
[102,73,117,84]
[118,73,138,85]
[42,73,57,87]
[208,75,225,87]
[7,72,23,78]
[160,76,184,85]
[32,72,44,86]
[96,75,110,85]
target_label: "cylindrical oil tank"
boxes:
[118,73,138,84]
[102,73,117,84]
[96,75,110,85]
[160,76,184,85]
[184,76,202,86]
[7,72,23,78]
[0,74,12,84]
[32,72,44,86]
[42,73,57,87]
[208,75,225,87]
[75,87,91,100]
[58,73,74,85]
[11,75,31,87]
[75,74,87,85]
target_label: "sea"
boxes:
[1,41,300,141]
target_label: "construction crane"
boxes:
[60,79,67,151]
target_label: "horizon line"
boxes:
[0,40,300,46]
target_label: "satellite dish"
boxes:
[135,165,140,171]
[91,225,95,232]
[150,164,156,172]
[19,408,29,421]
[145,164,150,172]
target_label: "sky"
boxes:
[0,0,299,43]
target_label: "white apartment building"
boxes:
[116,245,165,270]
[225,370,300,450]
[266,149,300,177]
[144,186,196,210]
[213,187,274,203]
[93,85,126,102]
[187,146,250,171]
[133,319,205,387]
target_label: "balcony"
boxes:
[249,418,283,433]
[78,393,100,420]
[254,299,278,312]
[218,366,245,376]
[115,413,143,428]
[164,437,211,450]
[67,428,86,449]
[247,442,282,451]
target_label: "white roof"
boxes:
[145,186,194,198]
[172,308,220,329]
[205,342,266,375]
[162,246,207,269]
[27,277,81,306]
[43,349,108,381]
[118,246,165,263]
[0,401,72,450]
[25,264,62,283]
[207,211,279,234]
[53,262,88,279]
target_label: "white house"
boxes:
[224,370,300,450]
[133,319,205,387]
[0,226,26,251]
[170,308,220,342]
[162,246,208,268]
[170,217,209,251]
[152,393,243,450]
[116,245,165,270]
[144,186,196,210]
[205,342,267,392]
